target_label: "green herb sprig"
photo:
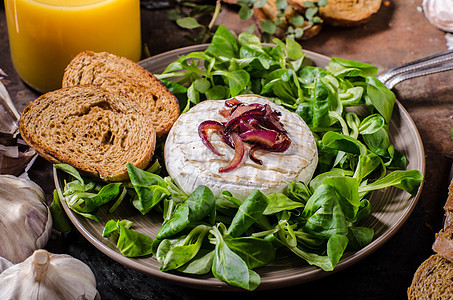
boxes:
[166,0,327,43]
[238,0,328,41]
[166,0,223,43]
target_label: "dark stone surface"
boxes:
[1,0,452,298]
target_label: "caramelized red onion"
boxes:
[198,98,291,172]
[219,133,244,173]
[198,120,228,156]
[239,129,278,147]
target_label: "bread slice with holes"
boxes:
[62,51,180,140]
[407,254,453,299]
[19,84,156,182]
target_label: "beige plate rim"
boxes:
[55,44,426,291]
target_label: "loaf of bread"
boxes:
[19,85,156,182]
[62,51,180,140]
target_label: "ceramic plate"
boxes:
[54,45,425,291]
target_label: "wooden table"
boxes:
[1,1,453,299]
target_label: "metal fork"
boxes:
[376,49,453,89]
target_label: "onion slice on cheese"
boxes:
[164,95,318,200]
[199,98,292,172]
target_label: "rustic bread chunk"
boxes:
[19,85,156,182]
[433,230,453,262]
[442,180,453,231]
[289,0,382,27]
[408,254,453,299]
[62,51,179,140]
[432,179,453,256]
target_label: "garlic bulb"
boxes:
[0,249,100,300]
[423,0,453,32]
[0,175,52,263]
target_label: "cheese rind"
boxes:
[164,95,318,200]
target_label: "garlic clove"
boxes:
[0,257,13,274]
[0,249,100,300]
[423,0,453,32]
[0,175,52,263]
[0,81,20,135]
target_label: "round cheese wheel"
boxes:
[164,95,318,200]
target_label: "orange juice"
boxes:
[4,0,141,93]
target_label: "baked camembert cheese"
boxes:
[164,95,318,200]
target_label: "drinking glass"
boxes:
[4,0,142,93]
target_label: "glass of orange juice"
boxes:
[4,0,142,93]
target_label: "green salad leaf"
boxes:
[210,225,261,291]
[127,163,170,215]
[55,164,123,222]
[50,189,72,233]
[156,224,211,271]
[155,185,215,241]
[102,220,153,258]
[227,189,269,238]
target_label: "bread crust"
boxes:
[63,51,180,140]
[19,85,156,182]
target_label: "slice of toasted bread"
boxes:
[19,85,156,182]
[408,254,453,299]
[62,51,180,140]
